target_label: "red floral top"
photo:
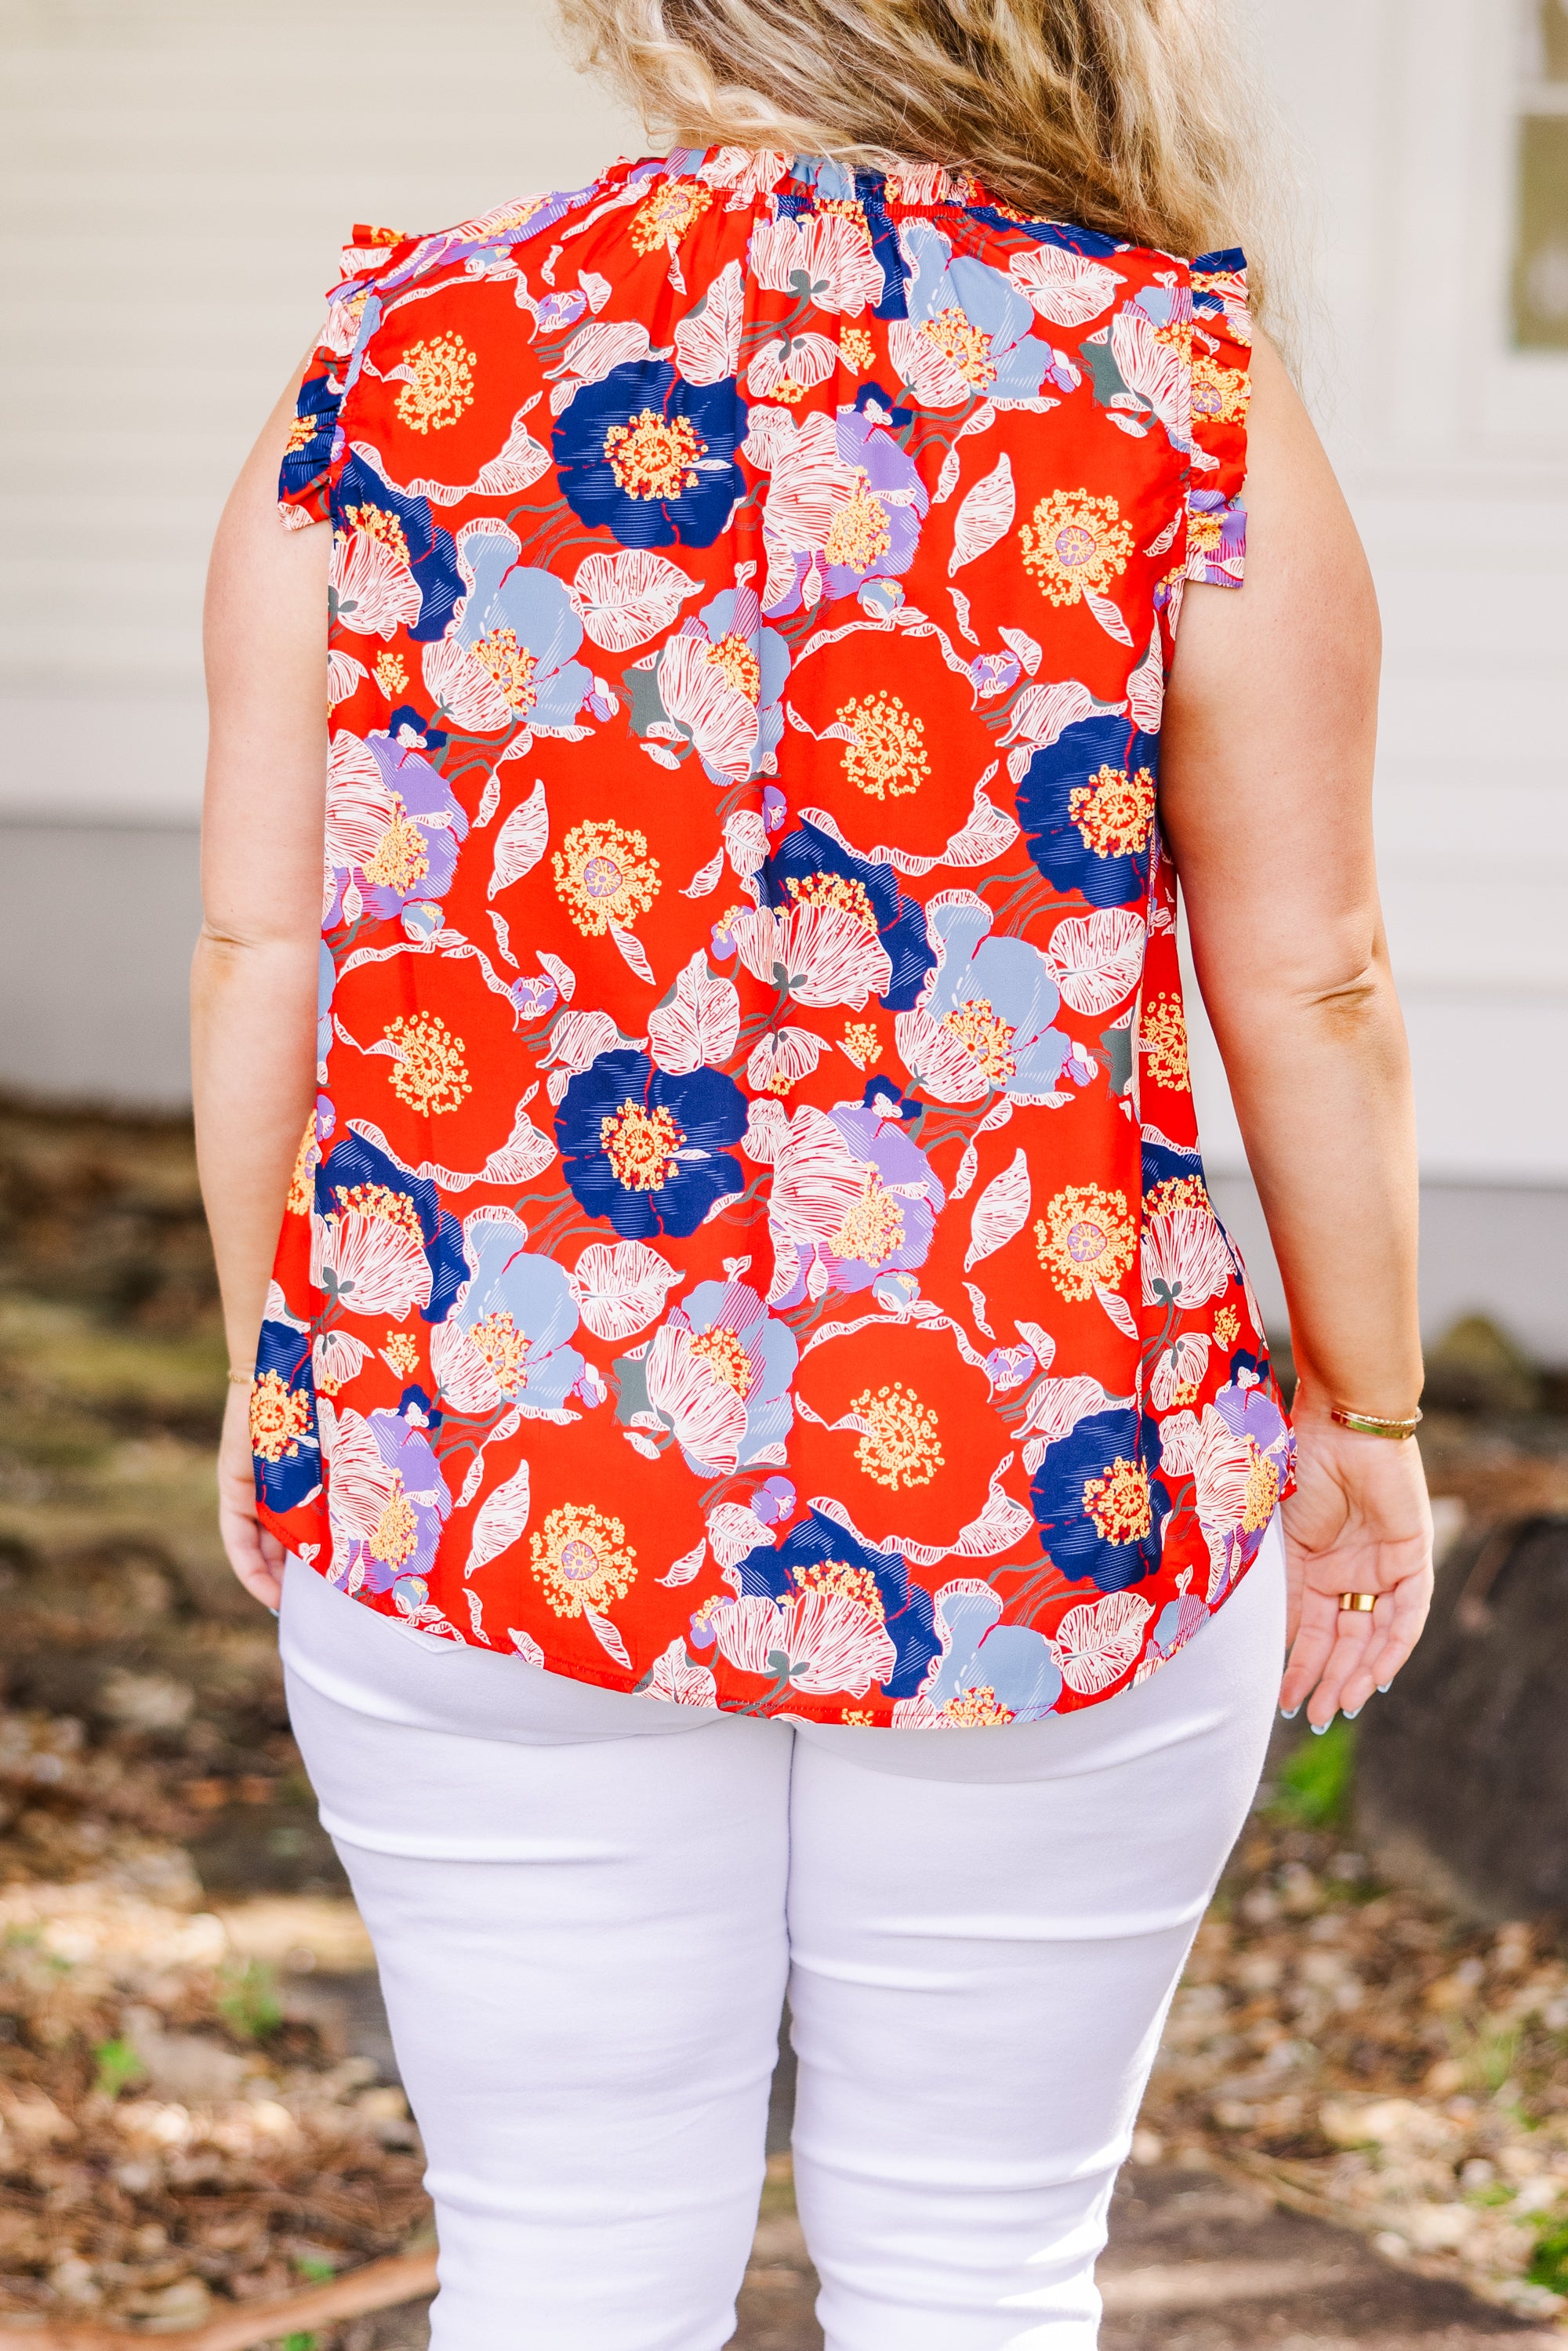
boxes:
[256,147,1292,1726]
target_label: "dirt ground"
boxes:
[2,1096,1566,2348]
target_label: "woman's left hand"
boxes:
[217,1381,286,1611]
[1278,1410,1434,1729]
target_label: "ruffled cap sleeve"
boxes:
[277,225,406,531]
[1184,247,1251,589]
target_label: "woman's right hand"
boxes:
[1278,1404,1434,1731]
[217,1380,286,1611]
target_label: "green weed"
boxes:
[216,1959,281,2040]
[1527,2215,1568,2294]
[93,2037,147,2097]
[1271,1718,1356,1827]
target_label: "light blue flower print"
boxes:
[894,219,1055,406]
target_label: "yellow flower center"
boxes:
[604,409,706,501]
[786,872,879,930]
[706,632,761,702]
[840,1021,882,1068]
[285,1116,316,1216]
[469,1311,532,1395]
[333,1182,423,1238]
[838,327,876,373]
[384,1333,419,1377]
[939,1685,1016,1728]
[1145,1176,1209,1219]
[1243,1447,1280,1533]
[1019,489,1134,606]
[837,691,929,800]
[921,305,996,387]
[831,1174,906,1267]
[285,411,320,455]
[471,625,540,714]
[688,1325,754,1396]
[374,651,409,699]
[554,818,661,936]
[362,801,430,894]
[249,1370,310,1464]
[793,1558,886,1616]
[394,333,477,435]
[939,997,1018,1083]
[1068,765,1156,859]
[370,1477,420,1569]
[530,1502,637,1620]
[601,1099,684,1192]
[852,1383,944,1489]
[1034,1183,1136,1303]
[343,503,412,564]
[1082,1457,1152,1546]
[385,1012,471,1117]
[1212,1306,1240,1348]
[824,477,893,573]
[629,178,714,253]
[1139,992,1190,1090]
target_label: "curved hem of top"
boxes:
[284,1538,1271,1733]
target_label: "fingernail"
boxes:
[1311,1718,1335,1736]
[1279,1704,1300,1720]
[1377,1682,1391,1693]
[1344,1707,1361,1720]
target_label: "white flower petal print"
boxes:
[644,1323,750,1474]
[656,633,760,780]
[1007,245,1123,326]
[728,902,891,1010]
[1015,1372,1113,1445]
[997,678,1101,756]
[1140,1207,1232,1310]
[724,808,769,880]
[949,453,1014,576]
[488,781,549,898]
[1050,1590,1155,1695]
[325,733,400,878]
[657,1540,706,1590]
[322,1406,398,1557]
[465,1458,531,1577]
[647,1637,719,1706]
[1083,590,1134,647]
[583,1607,632,1670]
[430,1311,503,1415]
[1109,305,1191,444]
[768,1105,876,1247]
[648,952,742,1075]
[964,1148,1031,1271]
[1149,1331,1213,1410]
[778,1588,898,1697]
[706,1503,775,1569]
[1045,909,1146,1016]
[711,1594,786,1676]
[330,531,420,640]
[311,1207,433,1322]
[569,1241,681,1342]
[507,1624,546,1666]
[747,331,837,401]
[546,318,663,413]
[421,634,515,733]
[762,411,862,552]
[747,1025,825,1094]
[894,1008,992,1105]
[1127,633,1164,732]
[313,1330,370,1392]
[748,212,884,314]
[570,550,699,652]
[673,258,746,383]
[887,317,974,409]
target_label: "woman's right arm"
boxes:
[191,364,330,1608]
[1160,328,1432,1731]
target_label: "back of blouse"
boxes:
[256,145,1293,1727]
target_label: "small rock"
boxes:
[96,1670,196,1734]
[123,2005,245,2102]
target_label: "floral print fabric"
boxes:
[258,147,1291,1726]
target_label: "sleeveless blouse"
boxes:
[254,147,1294,1727]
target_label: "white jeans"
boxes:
[281,1525,1284,2351]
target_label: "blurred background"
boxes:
[1,3,1566,2346]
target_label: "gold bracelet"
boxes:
[227,1367,256,1387]
[1329,1405,1423,1439]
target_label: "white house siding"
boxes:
[2,0,1564,1354]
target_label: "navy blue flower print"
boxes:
[313,1129,468,1323]
[1029,1409,1171,1591]
[739,1507,940,1698]
[251,1316,321,1513]
[764,820,935,1009]
[1018,713,1161,909]
[553,361,748,550]
[558,1049,748,1239]
[334,451,463,642]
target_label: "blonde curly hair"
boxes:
[560,0,1288,310]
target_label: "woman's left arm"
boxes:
[191,364,330,1608]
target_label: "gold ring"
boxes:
[1339,1591,1377,1613]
